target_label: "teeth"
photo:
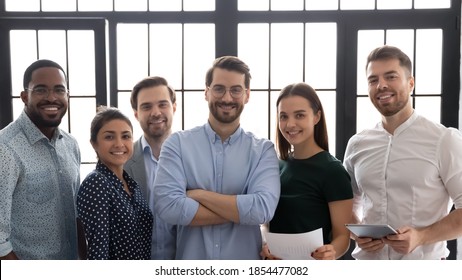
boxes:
[112,152,125,155]
[220,105,234,109]
[378,95,392,100]
[43,107,58,111]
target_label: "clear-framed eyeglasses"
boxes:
[26,86,69,97]
[208,85,246,98]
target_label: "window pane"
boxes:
[6,0,39,11]
[241,91,269,139]
[357,96,381,133]
[305,23,337,89]
[415,97,441,124]
[117,24,148,90]
[385,29,414,69]
[149,24,183,90]
[415,29,442,95]
[357,30,384,95]
[149,0,181,11]
[12,98,24,122]
[414,0,450,9]
[183,91,209,129]
[115,0,147,11]
[78,0,113,11]
[341,0,375,10]
[42,0,76,11]
[183,0,214,11]
[238,0,269,11]
[38,30,67,72]
[271,23,304,89]
[80,163,96,184]
[117,91,143,140]
[377,0,412,10]
[238,23,269,89]
[68,30,95,96]
[69,98,96,162]
[271,0,303,11]
[184,24,215,89]
[306,0,338,10]
[172,91,183,133]
[10,30,37,96]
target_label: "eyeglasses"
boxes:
[208,85,246,98]
[27,86,69,97]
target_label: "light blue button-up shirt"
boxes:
[0,110,80,259]
[154,123,280,259]
[141,137,176,260]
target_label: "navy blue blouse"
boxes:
[77,161,153,259]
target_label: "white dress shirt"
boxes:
[344,112,462,259]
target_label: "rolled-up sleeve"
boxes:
[154,134,199,225]
[236,142,280,225]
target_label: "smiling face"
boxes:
[135,85,176,141]
[277,95,320,151]
[205,68,249,125]
[366,58,414,117]
[91,119,133,173]
[21,67,69,133]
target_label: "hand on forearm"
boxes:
[189,204,229,226]
[187,189,240,223]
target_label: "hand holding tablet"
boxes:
[345,224,398,239]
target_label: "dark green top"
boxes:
[269,151,353,244]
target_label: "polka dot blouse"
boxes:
[77,161,153,260]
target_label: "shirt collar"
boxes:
[205,121,242,145]
[379,110,418,136]
[18,110,62,145]
[141,135,158,162]
[95,161,138,191]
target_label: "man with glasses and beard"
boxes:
[0,59,80,259]
[153,56,280,260]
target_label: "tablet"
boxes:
[345,224,398,239]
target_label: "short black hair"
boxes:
[23,59,67,90]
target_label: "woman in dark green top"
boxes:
[264,83,353,260]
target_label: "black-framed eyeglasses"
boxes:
[27,86,69,97]
[208,85,246,98]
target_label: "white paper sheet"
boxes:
[263,228,323,260]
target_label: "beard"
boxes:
[142,117,171,140]
[209,101,243,124]
[26,102,66,128]
[372,90,409,117]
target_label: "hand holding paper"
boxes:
[263,228,323,260]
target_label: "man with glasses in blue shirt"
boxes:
[154,56,280,259]
[0,59,80,259]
